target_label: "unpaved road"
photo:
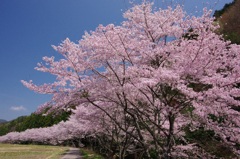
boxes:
[61,147,82,159]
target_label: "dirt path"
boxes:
[61,147,82,159]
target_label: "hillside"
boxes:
[0,111,71,136]
[214,0,240,44]
[0,119,7,124]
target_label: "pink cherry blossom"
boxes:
[1,2,239,158]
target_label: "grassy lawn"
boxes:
[0,143,69,159]
[80,148,105,159]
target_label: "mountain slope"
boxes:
[0,119,7,124]
[214,0,240,44]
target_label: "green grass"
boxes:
[80,148,104,159]
[0,143,69,159]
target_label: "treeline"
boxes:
[0,111,71,136]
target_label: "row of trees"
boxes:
[0,115,83,146]
[1,2,240,158]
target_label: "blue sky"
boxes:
[0,0,233,121]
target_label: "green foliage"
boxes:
[180,105,195,118]
[147,149,158,159]
[223,31,240,44]
[0,126,8,136]
[185,127,215,142]
[208,114,226,124]
[185,127,237,158]
[188,82,212,92]
[81,148,105,159]
[0,111,71,136]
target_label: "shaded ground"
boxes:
[61,147,82,159]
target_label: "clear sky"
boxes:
[0,0,233,121]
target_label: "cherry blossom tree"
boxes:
[0,112,92,146]
[7,1,240,158]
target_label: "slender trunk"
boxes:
[164,113,175,159]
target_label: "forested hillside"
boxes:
[214,0,240,44]
[0,111,70,136]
